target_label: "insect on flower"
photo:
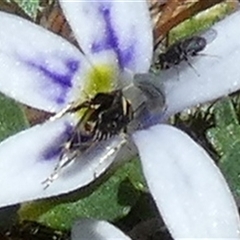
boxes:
[42,82,135,189]
[154,29,218,73]
[42,68,166,189]
[0,1,166,206]
[156,36,206,69]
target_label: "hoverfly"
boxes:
[4,220,70,240]
[42,70,166,189]
[154,29,217,72]
[42,87,134,188]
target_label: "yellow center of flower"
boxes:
[74,64,119,118]
[84,64,117,96]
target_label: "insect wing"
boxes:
[199,28,217,45]
[181,36,207,56]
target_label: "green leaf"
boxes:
[220,141,240,196]
[0,93,28,141]
[170,2,234,44]
[207,98,239,155]
[12,0,39,19]
[207,97,240,196]
[19,158,148,230]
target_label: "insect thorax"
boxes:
[69,89,133,148]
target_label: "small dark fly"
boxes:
[154,28,217,71]
[156,36,207,69]
[42,88,134,188]
[4,220,70,240]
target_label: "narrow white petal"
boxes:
[0,116,125,207]
[72,219,131,240]
[60,0,153,73]
[161,10,240,116]
[0,11,91,113]
[133,124,240,239]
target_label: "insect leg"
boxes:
[49,100,92,122]
[49,103,74,121]
[93,133,128,179]
[186,59,200,77]
[42,148,78,189]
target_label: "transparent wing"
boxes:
[200,28,217,45]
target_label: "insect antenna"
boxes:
[42,103,96,189]
[93,133,128,179]
[42,148,78,189]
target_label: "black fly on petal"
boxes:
[156,36,207,69]
[154,29,217,73]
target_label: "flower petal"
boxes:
[60,0,153,73]
[0,117,125,207]
[0,11,91,113]
[133,124,240,238]
[72,219,131,240]
[160,10,240,117]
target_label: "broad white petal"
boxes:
[0,11,92,113]
[60,0,153,73]
[72,219,131,240]
[161,10,240,117]
[133,124,240,239]
[0,116,125,207]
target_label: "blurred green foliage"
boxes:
[170,2,234,44]
[0,94,28,141]
[12,0,39,19]
[207,97,240,196]
[19,158,148,230]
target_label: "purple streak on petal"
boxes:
[27,59,79,88]
[40,125,96,163]
[25,58,80,105]
[66,59,79,72]
[41,123,74,161]
[91,4,135,69]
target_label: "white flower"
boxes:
[0,0,152,204]
[0,1,240,239]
